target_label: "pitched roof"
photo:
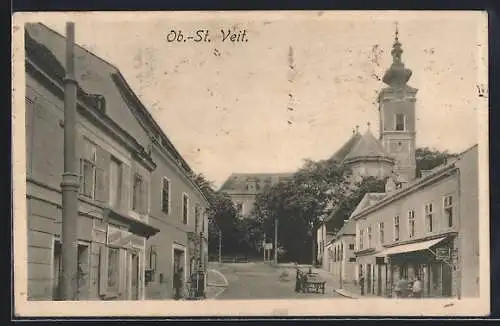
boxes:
[331,219,357,242]
[219,172,294,193]
[330,132,362,162]
[349,192,387,218]
[343,129,393,163]
[25,23,206,199]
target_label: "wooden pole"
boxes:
[274,217,278,265]
[218,229,222,264]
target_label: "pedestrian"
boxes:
[295,267,301,293]
[359,273,365,296]
[394,276,408,298]
[173,267,184,300]
[412,276,423,298]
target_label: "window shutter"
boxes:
[131,165,139,211]
[140,174,150,215]
[98,245,108,296]
[121,164,131,211]
[95,146,110,203]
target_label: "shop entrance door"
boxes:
[366,264,372,295]
[173,248,185,291]
[377,264,382,296]
[442,263,452,297]
[126,251,140,300]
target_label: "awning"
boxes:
[104,208,160,239]
[381,236,448,256]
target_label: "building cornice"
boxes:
[344,155,395,166]
[382,231,458,249]
[352,164,458,221]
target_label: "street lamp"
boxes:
[309,221,314,266]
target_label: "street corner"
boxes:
[205,268,229,300]
[207,268,229,287]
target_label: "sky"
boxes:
[33,11,488,188]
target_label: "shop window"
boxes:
[444,195,454,227]
[408,209,415,238]
[76,243,90,299]
[107,247,120,293]
[182,193,189,224]
[394,216,400,241]
[162,177,171,214]
[52,240,62,300]
[80,138,97,199]
[52,240,89,300]
[425,202,433,232]
[401,265,408,278]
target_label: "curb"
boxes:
[334,289,359,299]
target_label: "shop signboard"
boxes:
[435,248,450,261]
[264,243,273,250]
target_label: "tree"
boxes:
[416,147,457,177]
[252,158,351,263]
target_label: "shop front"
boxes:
[383,235,456,298]
[93,209,160,300]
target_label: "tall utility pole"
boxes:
[218,229,222,264]
[262,233,267,262]
[60,22,79,301]
[273,217,278,265]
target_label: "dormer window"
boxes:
[395,113,406,131]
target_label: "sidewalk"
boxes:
[311,267,378,299]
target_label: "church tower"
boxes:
[378,24,418,182]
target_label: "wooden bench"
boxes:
[296,270,326,294]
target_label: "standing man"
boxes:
[412,276,423,298]
[359,272,365,296]
[173,267,184,300]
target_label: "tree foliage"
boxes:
[193,146,455,262]
[416,147,457,177]
[192,173,259,259]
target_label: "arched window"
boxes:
[395,113,406,131]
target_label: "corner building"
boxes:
[352,145,479,298]
[25,23,208,300]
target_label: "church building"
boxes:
[318,26,419,268]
